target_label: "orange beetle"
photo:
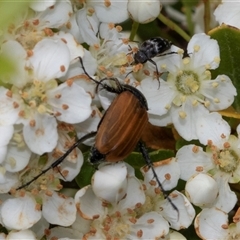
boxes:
[89,85,148,164]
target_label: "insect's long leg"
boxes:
[138,141,179,216]
[17,132,97,190]
[147,59,161,89]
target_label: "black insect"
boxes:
[132,37,174,82]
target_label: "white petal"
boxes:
[0,125,13,147]
[76,8,100,45]
[30,217,49,239]
[196,112,231,146]
[75,185,105,220]
[89,0,129,23]
[92,162,127,204]
[143,158,180,191]
[48,82,92,124]
[148,112,172,127]
[214,175,237,213]
[0,233,5,239]
[185,173,218,208]
[98,89,116,110]
[155,45,183,73]
[47,226,79,240]
[0,172,19,193]
[168,230,186,240]
[58,148,83,182]
[201,74,236,111]
[130,212,169,239]
[171,99,209,141]
[29,0,56,11]
[214,1,240,28]
[0,87,20,125]
[4,144,31,172]
[194,208,228,239]
[23,114,58,155]
[75,106,101,145]
[187,33,220,69]
[1,194,41,230]
[138,78,175,115]
[116,176,145,211]
[7,230,37,240]
[53,32,84,61]
[30,39,70,81]
[176,144,214,181]
[161,191,195,230]
[42,191,76,226]
[36,1,72,27]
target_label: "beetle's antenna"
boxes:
[78,57,123,93]
[138,141,179,217]
[17,131,97,190]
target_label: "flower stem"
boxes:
[184,3,194,36]
[203,0,211,33]
[158,13,191,42]
[129,21,139,41]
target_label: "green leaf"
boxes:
[75,152,95,188]
[125,149,175,179]
[209,25,240,112]
[0,1,30,28]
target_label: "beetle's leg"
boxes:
[97,78,124,93]
[138,141,179,217]
[147,59,161,89]
[17,131,97,190]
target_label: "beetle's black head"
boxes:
[88,146,106,165]
[134,50,148,64]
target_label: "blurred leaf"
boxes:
[0,1,29,28]
[176,138,203,151]
[209,25,240,112]
[75,152,95,188]
[181,0,198,8]
[125,148,175,179]
[180,224,201,240]
[218,106,240,119]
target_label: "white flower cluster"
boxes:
[0,0,239,239]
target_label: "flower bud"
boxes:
[128,0,162,24]
[185,173,218,208]
[92,162,127,204]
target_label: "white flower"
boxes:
[214,0,240,29]
[138,33,236,141]
[2,1,73,48]
[141,158,195,230]
[128,0,162,24]
[177,113,239,213]
[7,38,92,155]
[75,162,170,239]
